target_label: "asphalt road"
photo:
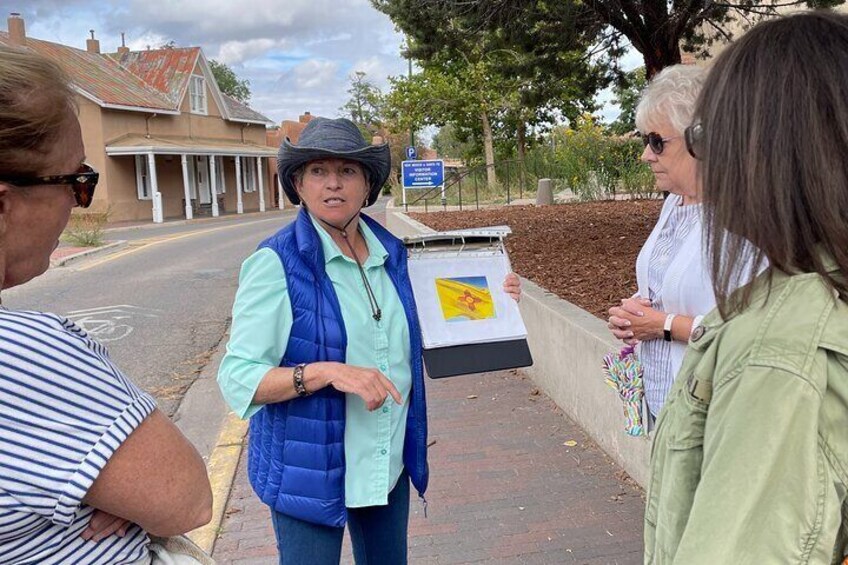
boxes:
[4,209,296,415]
[4,197,390,416]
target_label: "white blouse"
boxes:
[635,194,714,417]
[641,196,702,417]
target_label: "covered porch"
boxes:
[106,135,283,223]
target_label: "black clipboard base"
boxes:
[423,339,533,379]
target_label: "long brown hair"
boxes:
[0,45,76,177]
[698,11,848,317]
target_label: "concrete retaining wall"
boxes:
[386,205,652,487]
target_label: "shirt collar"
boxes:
[308,212,389,268]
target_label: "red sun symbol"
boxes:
[458,290,482,311]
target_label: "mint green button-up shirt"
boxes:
[218,215,412,508]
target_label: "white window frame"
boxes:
[243,157,257,192]
[215,156,226,194]
[135,155,152,200]
[189,75,207,115]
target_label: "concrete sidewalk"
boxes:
[211,369,645,564]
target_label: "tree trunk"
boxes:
[586,0,685,79]
[643,44,682,79]
[516,121,527,193]
[481,110,497,187]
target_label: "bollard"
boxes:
[536,178,553,205]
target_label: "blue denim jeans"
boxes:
[271,471,410,565]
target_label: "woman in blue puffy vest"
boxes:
[218,117,520,564]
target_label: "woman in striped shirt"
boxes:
[607,65,713,422]
[0,46,212,563]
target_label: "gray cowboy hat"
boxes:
[276,117,391,207]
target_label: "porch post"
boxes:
[235,156,244,214]
[277,175,285,210]
[180,154,193,220]
[147,152,163,223]
[257,157,266,212]
[209,155,219,217]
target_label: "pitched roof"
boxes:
[223,94,274,125]
[111,47,200,107]
[0,34,273,124]
[0,33,175,112]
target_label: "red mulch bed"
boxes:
[410,200,663,319]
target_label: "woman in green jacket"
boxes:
[644,11,848,564]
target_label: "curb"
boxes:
[174,332,249,555]
[103,208,291,234]
[186,412,249,554]
[50,240,128,268]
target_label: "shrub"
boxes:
[526,115,658,201]
[62,211,108,247]
[392,114,658,208]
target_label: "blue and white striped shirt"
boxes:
[0,308,156,564]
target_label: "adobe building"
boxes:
[267,111,316,148]
[1,13,283,223]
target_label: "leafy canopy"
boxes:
[209,59,251,103]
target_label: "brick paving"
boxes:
[213,369,645,564]
[50,244,90,262]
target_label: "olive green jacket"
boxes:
[645,261,848,564]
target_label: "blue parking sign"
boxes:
[402,160,445,189]
[406,146,417,160]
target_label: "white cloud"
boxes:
[350,57,389,85]
[216,38,288,65]
[291,59,340,90]
[125,32,170,51]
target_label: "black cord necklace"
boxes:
[324,214,382,322]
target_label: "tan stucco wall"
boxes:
[77,97,108,214]
[76,71,275,223]
[103,154,274,222]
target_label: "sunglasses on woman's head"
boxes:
[684,123,704,160]
[0,163,99,208]
[640,132,680,155]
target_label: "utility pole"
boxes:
[407,41,415,150]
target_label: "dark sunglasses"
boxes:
[684,123,704,160]
[0,163,99,208]
[640,131,681,155]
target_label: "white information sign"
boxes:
[407,250,527,349]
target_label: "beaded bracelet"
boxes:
[293,363,310,397]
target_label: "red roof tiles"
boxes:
[0,32,272,124]
[111,47,200,106]
[0,32,175,111]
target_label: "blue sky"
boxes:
[1,1,637,134]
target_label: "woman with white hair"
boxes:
[607,64,712,422]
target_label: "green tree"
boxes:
[432,124,476,162]
[374,0,609,186]
[209,59,251,103]
[384,53,522,187]
[390,0,844,78]
[607,67,646,135]
[340,71,384,135]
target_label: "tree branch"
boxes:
[705,18,735,42]
[671,0,709,39]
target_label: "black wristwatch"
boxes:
[663,314,676,342]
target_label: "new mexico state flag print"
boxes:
[435,276,496,322]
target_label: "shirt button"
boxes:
[382,406,389,413]
[380,449,387,455]
[691,325,706,342]
[379,364,387,372]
